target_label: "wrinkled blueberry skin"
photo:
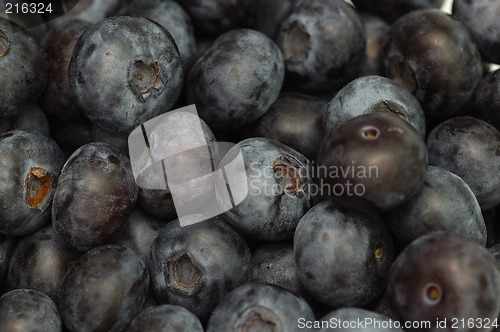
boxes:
[0,130,65,236]
[476,69,500,130]
[0,235,16,288]
[294,201,394,308]
[276,0,365,93]
[6,226,81,301]
[357,13,390,77]
[384,9,483,117]
[426,116,500,210]
[219,138,313,241]
[174,0,253,38]
[206,282,315,332]
[318,308,404,332]
[352,0,444,23]
[112,208,164,263]
[40,18,91,122]
[453,0,500,65]
[317,112,428,211]
[185,29,284,130]
[251,93,326,161]
[59,245,149,332]
[69,16,184,134]
[125,304,203,332]
[324,75,426,138]
[52,142,138,251]
[384,166,487,251]
[0,289,62,332]
[149,218,251,322]
[122,0,197,72]
[389,232,500,331]
[0,18,47,117]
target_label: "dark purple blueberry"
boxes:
[453,0,500,65]
[0,289,62,332]
[384,166,487,251]
[68,16,184,134]
[384,9,483,116]
[317,112,428,211]
[113,208,164,263]
[0,18,47,117]
[206,282,315,332]
[40,18,91,122]
[149,217,250,322]
[294,201,393,308]
[251,92,327,161]
[218,137,313,241]
[59,245,149,332]
[389,232,500,331]
[476,69,500,130]
[316,308,404,331]
[6,226,81,301]
[125,304,203,332]
[52,142,138,251]
[0,130,65,236]
[426,116,500,210]
[352,0,444,23]
[138,188,177,221]
[324,75,426,138]
[185,29,284,130]
[276,0,366,93]
[174,0,253,38]
[357,13,390,77]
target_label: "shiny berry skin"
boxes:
[317,112,428,211]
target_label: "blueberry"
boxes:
[357,13,390,77]
[251,92,327,161]
[317,308,404,331]
[0,235,16,288]
[121,0,197,72]
[324,75,426,138]
[0,289,62,332]
[389,232,500,330]
[6,226,81,301]
[426,116,500,210]
[40,18,91,122]
[174,0,253,38]
[384,166,487,251]
[476,69,500,130]
[68,16,184,134]
[185,29,284,130]
[52,142,138,251]
[384,9,483,116]
[125,304,203,332]
[59,245,149,332]
[352,0,444,23]
[113,208,164,263]
[276,0,366,93]
[317,112,428,211]
[206,282,315,332]
[253,0,294,39]
[89,123,129,155]
[10,103,50,137]
[149,217,251,322]
[218,137,313,240]
[0,18,47,117]
[294,201,394,308]
[0,130,65,236]
[453,0,500,65]
[64,0,132,24]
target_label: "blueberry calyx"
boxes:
[167,253,202,295]
[130,60,163,100]
[282,21,310,62]
[234,305,282,331]
[423,283,442,305]
[374,245,384,262]
[25,167,51,211]
[0,32,9,57]
[273,155,305,195]
[361,126,380,139]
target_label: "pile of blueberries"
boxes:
[2,0,500,331]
